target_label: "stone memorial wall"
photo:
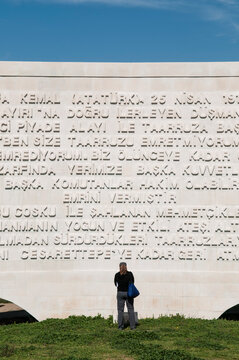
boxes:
[0,62,239,320]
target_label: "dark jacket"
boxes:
[114,271,134,292]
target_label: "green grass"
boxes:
[0,315,238,360]
[0,299,11,304]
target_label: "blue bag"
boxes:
[127,283,140,298]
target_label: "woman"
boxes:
[114,262,136,330]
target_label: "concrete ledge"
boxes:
[0,61,238,77]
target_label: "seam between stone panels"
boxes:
[0,75,239,78]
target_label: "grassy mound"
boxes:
[0,299,11,304]
[0,314,238,359]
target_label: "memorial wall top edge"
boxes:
[0,61,238,77]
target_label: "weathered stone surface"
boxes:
[0,61,239,320]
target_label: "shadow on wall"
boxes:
[0,298,37,325]
[219,304,239,321]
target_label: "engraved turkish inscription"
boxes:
[1,88,239,263]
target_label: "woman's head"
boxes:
[119,262,127,274]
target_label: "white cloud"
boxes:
[12,0,190,8]
[216,0,236,5]
[9,0,239,33]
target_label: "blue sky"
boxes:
[1,0,239,62]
